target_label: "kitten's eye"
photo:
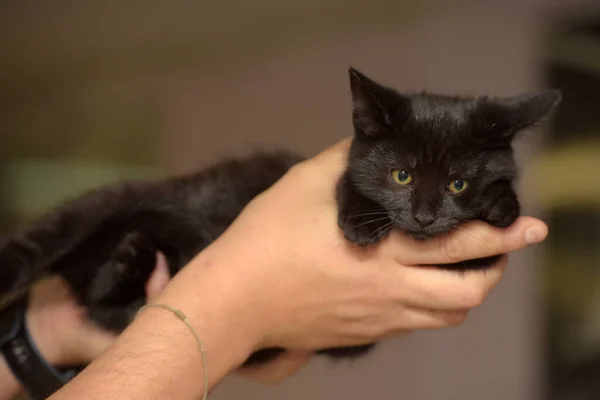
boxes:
[391,169,413,185]
[447,179,468,194]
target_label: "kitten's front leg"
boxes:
[86,231,159,331]
[480,180,520,228]
[336,172,393,247]
[442,180,520,271]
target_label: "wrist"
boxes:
[26,276,117,368]
[0,358,22,399]
[155,243,267,365]
[54,300,254,400]
[0,296,74,400]
[25,308,63,366]
[54,248,267,399]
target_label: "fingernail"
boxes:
[525,226,547,244]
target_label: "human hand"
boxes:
[26,252,171,367]
[189,138,548,355]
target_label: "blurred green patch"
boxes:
[0,160,161,223]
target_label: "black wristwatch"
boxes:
[0,295,78,399]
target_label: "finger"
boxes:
[145,252,171,302]
[278,137,352,197]
[235,350,312,384]
[381,255,509,311]
[388,307,470,333]
[384,216,547,266]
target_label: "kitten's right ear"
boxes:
[499,90,562,132]
[349,67,406,137]
[479,90,562,141]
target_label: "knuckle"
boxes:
[460,284,489,308]
[283,163,306,181]
[481,240,500,258]
[364,320,388,338]
[442,236,466,263]
[356,325,380,341]
[442,225,503,263]
[287,161,325,190]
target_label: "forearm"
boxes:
[0,358,21,400]
[49,248,259,400]
[50,310,243,399]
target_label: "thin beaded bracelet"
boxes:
[137,303,208,400]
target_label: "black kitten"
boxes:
[339,67,560,259]
[0,68,561,369]
[329,67,561,358]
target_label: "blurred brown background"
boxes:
[2,1,600,399]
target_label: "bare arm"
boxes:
[0,257,172,400]
[0,359,20,399]
[49,248,258,400]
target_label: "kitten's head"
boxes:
[346,67,561,240]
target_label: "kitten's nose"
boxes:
[413,213,436,227]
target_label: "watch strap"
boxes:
[0,296,76,399]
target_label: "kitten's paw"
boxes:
[486,204,519,228]
[113,231,155,273]
[481,181,520,228]
[87,231,156,305]
[338,211,392,247]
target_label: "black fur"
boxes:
[338,67,560,254]
[0,68,561,369]
[0,152,304,366]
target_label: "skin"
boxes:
[0,255,172,399]
[0,138,548,399]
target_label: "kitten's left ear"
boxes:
[348,67,409,137]
[480,90,562,140]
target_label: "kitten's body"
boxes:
[0,68,561,369]
[0,151,305,365]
